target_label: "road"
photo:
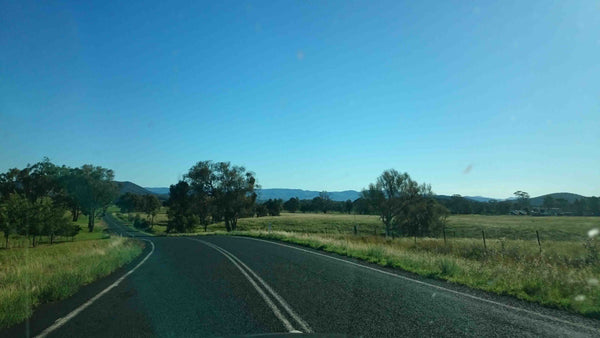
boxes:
[3,214,600,337]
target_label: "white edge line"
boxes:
[35,239,155,338]
[234,235,600,334]
[188,238,298,333]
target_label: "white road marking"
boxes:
[189,238,311,333]
[35,223,155,338]
[235,235,600,334]
[191,238,313,333]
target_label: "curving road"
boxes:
[3,214,600,337]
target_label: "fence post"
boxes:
[536,230,542,253]
[482,230,487,250]
[353,224,358,235]
[443,227,447,246]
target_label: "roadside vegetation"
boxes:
[0,236,143,328]
[0,159,144,329]
[181,230,600,318]
[113,201,600,317]
[111,165,599,317]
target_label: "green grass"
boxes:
[215,230,600,318]
[117,207,597,242]
[1,214,110,249]
[210,213,595,242]
[446,214,597,241]
[0,236,144,328]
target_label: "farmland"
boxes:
[117,208,596,242]
[114,208,600,316]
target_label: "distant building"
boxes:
[530,207,561,216]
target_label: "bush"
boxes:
[133,215,149,229]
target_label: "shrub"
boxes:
[133,216,149,229]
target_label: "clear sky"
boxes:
[1,0,599,198]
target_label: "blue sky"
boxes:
[1,0,598,198]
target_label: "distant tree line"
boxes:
[433,192,600,216]
[261,192,354,215]
[116,192,162,228]
[0,158,118,247]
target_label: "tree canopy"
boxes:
[362,169,447,237]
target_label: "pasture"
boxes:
[115,208,598,242]
[113,208,600,316]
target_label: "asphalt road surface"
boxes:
[3,214,600,337]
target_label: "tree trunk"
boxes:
[224,220,231,232]
[72,207,80,222]
[88,209,95,232]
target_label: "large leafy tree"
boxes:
[264,199,283,216]
[362,169,447,237]
[185,161,257,232]
[62,165,118,232]
[513,191,530,211]
[283,197,300,213]
[0,193,28,247]
[142,194,162,227]
[166,181,197,233]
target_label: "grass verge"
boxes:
[180,230,600,318]
[0,237,144,328]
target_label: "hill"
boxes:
[256,189,360,202]
[529,192,587,206]
[116,181,153,196]
[143,187,361,202]
[145,187,170,195]
[139,184,590,205]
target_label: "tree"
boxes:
[142,194,161,227]
[2,193,29,247]
[513,191,530,211]
[555,198,569,213]
[166,181,197,233]
[63,165,118,232]
[543,195,555,209]
[283,197,300,213]
[0,204,7,247]
[264,199,283,216]
[185,161,257,232]
[352,198,371,215]
[116,193,140,213]
[38,197,71,244]
[344,199,353,214]
[362,169,446,237]
[588,196,599,216]
[255,203,269,217]
[319,191,331,213]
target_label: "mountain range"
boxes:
[116,182,590,204]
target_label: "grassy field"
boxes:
[446,215,598,241]
[114,208,598,242]
[0,213,145,329]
